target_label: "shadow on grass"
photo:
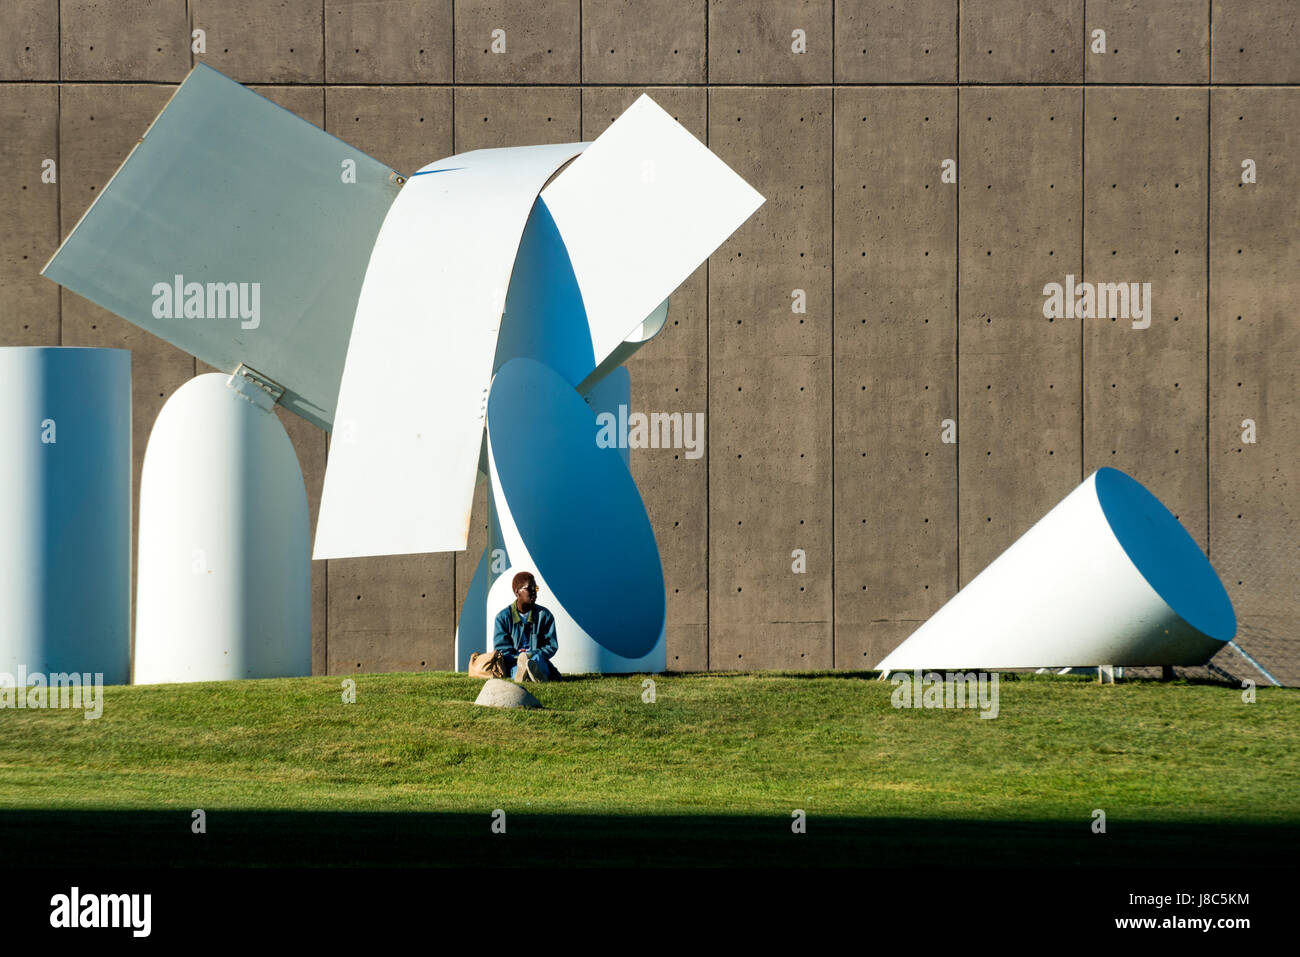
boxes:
[3,809,1293,868]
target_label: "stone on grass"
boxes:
[474,678,542,710]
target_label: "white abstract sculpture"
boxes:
[42,64,763,678]
[315,92,763,673]
[875,467,1237,672]
[0,347,132,684]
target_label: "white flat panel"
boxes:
[313,144,586,559]
[540,94,764,365]
[42,65,401,431]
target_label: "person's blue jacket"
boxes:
[493,600,559,676]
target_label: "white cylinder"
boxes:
[876,468,1236,671]
[0,347,132,684]
[134,373,310,684]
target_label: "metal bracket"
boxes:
[226,363,284,413]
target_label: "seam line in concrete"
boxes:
[951,0,961,590]
[1207,2,1214,558]
[1205,83,1212,556]
[12,81,1300,89]
[704,83,710,673]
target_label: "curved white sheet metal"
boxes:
[314,144,587,559]
[316,93,763,561]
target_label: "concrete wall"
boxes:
[1,1,1295,683]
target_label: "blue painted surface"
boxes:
[0,347,132,683]
[491,198,596,387]
[488,358,664,659]
[1094,467,1236,641]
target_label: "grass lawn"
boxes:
[0,670,1295,867]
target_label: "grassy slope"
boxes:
[0,671,1295,866]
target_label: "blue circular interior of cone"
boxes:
[1094,467,1236,641]
[487,357,665,659]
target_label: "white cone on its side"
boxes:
[875,468,1237,672]
[134,373,311,684]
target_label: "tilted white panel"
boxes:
[540,94,764,367]
[41,64,401,431]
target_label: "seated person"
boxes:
[493,571,561,682]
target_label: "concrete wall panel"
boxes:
[62,0,189,82]
[454,478,490,662]
[453,85,580,149]
[1084,88,1208,548]
[248,82,322,122]
[708,0,832,84]
[0,84,59,347]
[707,355,833,670]
[191,0,324,84]
[327,555,453,675]
[834,87,958,667]
[325,0,454,84]
[1212,1,1300,84]
[453,0,580,84]
[709,88,831,360]
[324,86,453,177]
[959,0,1082,84]
[1084,1,1208,84]
[0,0,58,80]
[709,88,832,668]
[834,0,957,83]
[709,621,831,672]
[958,87,1083,584]
[581,0,706,84]
[1209,88,1300,685]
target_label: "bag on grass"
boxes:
[468,650,508,679]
